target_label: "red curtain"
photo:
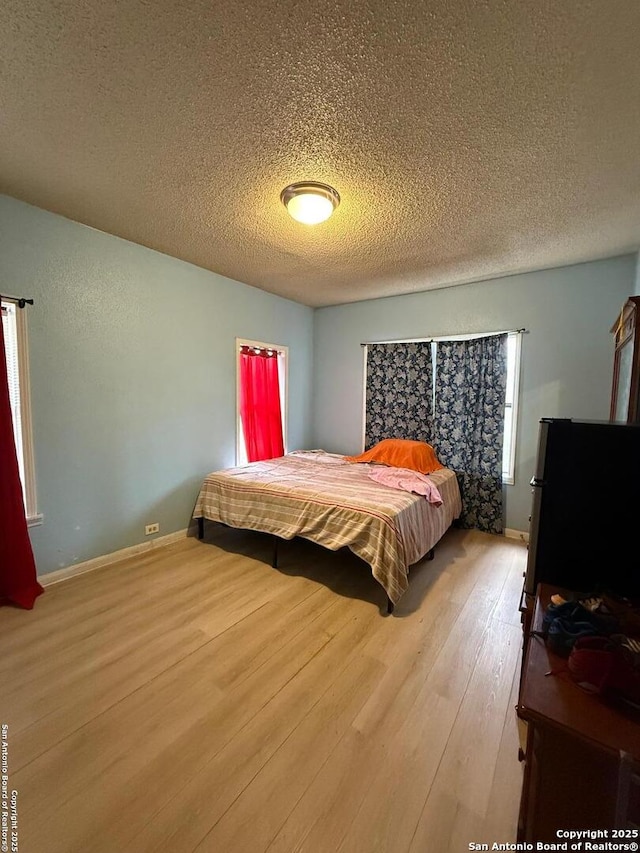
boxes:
[0,300,43,609]
[239,347,284,463]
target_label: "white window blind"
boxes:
[502,332,522,484]
[2,303,25,490]
[1,299,39,522]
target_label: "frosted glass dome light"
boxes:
[281,182,340,225]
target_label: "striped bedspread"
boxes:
[193,451,462,605]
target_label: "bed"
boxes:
[193,450,462,612]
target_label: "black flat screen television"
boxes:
[525,418,640,598]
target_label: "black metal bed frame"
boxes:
[196,516,436,615]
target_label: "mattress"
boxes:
[193,450,462,605]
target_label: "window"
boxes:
[362,330,522,484]
[502,332,521,485]
[429,331,521,483]
[1,299,39,523]
[236,338,288,465]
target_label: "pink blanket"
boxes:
[366,466,443,505]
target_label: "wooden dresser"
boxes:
[517,585,640,841]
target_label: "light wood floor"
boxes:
[1,525,527,853]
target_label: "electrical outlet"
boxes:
[145,523,160,535]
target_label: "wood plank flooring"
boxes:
[1,525,527,853]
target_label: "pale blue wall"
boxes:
[0,195,314,574]
[311,256,637,531]
[3,191,636,570]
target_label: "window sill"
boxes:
[27,514,43,528]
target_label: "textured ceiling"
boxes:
[0,0,639,307]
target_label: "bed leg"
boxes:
[272,536,279,568]
[427,547,435,561]
[386,597,394,615]
[197,517,204,540]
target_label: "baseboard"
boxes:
[504,527,529,543]
[39,528,190,587]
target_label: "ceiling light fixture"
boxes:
[281,181,340,225]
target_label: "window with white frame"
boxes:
[429,331,521,483]
[502,331,521,484]
[361,330,522,484]
[1,299,39,523]
[236,338,288,465]
[432,331,521,484]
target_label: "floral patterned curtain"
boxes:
[433,334,507,533]
[364,342,433,449]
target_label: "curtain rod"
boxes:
[239,344,284,355]
[360,327,527,346]
[1,294,34,308]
